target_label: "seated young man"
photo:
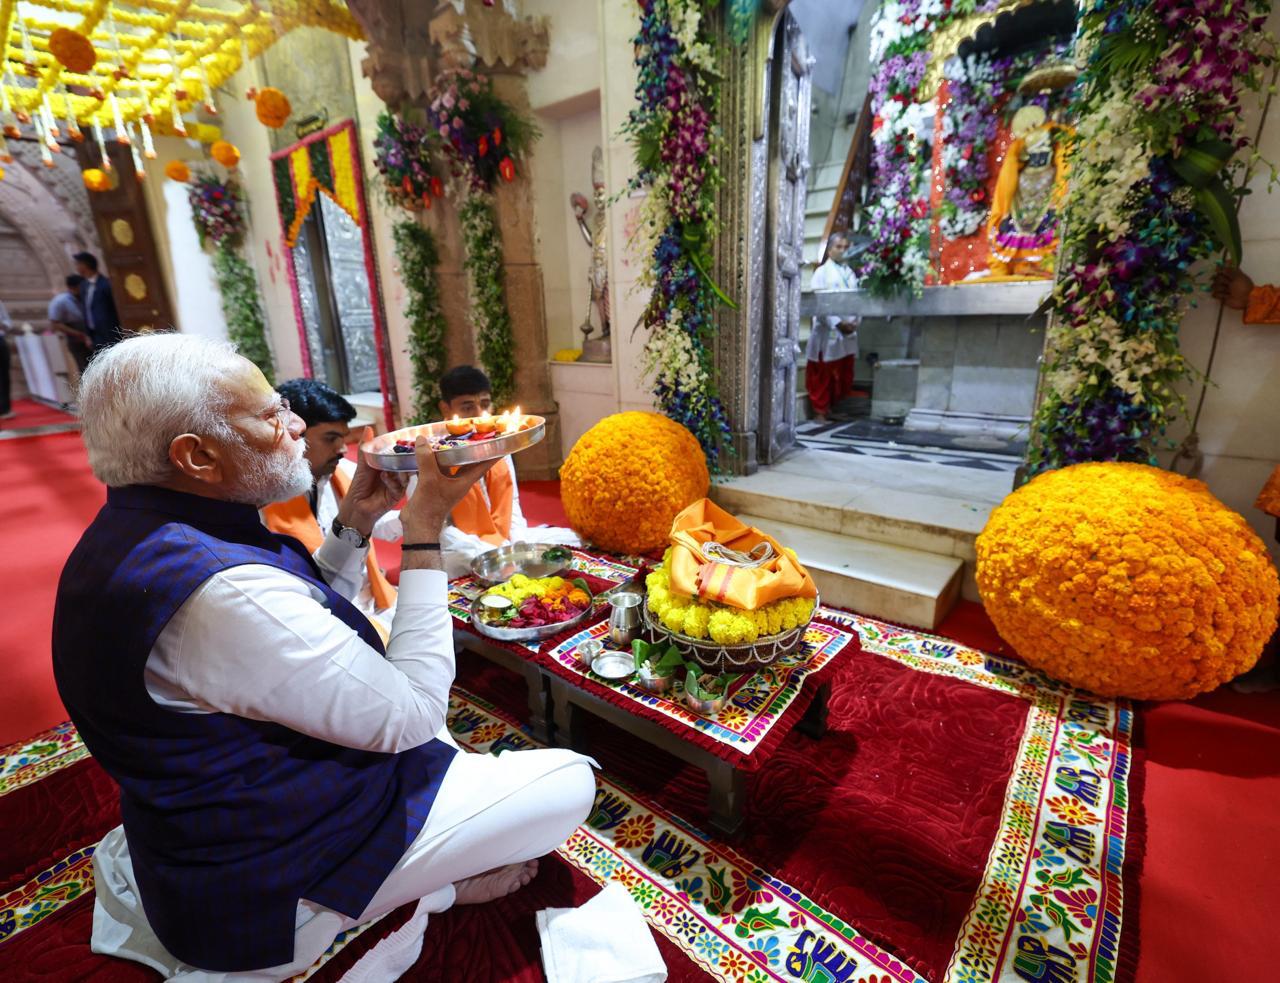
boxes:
[438,365,579,577]
[261,379,401,638]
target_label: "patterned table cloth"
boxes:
[449,549,858,768]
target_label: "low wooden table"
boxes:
[448,550,856,837]
[547,673,831,836]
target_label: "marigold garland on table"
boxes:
[391,219,447,424]
[1028,0,1276,473]
[625,0,734,470]
[561,412,710,555]
[460,193,516,406]
[976,462,1279,700]
[646,558,815,645]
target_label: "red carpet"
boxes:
[0,398,78,432]
[1,430,1277,981]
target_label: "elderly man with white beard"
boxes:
[52,335,596,980]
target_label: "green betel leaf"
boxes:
[656,646,686,673]
[1196,180,1242,266]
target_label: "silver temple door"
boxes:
[291,193,382,395]
[758,12,812,463]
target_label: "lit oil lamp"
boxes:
[445,414,472,436]
[502,407,522,434]
[473,412,497,434]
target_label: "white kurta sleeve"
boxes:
[145,565,456,753]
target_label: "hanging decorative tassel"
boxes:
[196,57,218,115]
[127,123,145,180]
[139,113,156,159]
[1,77,20,138]
[169,40,188,136]
[60,85,83,142]
[94,118,113,172]
[0,130,12,164]
[41,93,61,139]
[34,115,54,167]
[109,93,129,144]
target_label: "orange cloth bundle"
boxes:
[668,499,817,612]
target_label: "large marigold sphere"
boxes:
[977,462,1279,700]
[254,87,291,128]
[561,412,709,555]
[49,28,96,75]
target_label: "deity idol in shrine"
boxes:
[985,103,1070,278]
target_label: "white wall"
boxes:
[1160,8,1280,565]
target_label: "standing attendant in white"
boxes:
[806,232,860,423]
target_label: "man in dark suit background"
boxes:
[73,252,123,350]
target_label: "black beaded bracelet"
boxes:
[402,542,443,551]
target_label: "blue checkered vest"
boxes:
[52,485,457,971]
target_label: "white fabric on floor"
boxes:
[537,883,667,983]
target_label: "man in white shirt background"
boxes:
[53,335,596,980]
[261,378,402,639]
[806,232,860,424]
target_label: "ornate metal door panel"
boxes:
[317,194,381,393]
[758,12,812,464]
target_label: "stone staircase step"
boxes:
[710,449,1013,605]
[731,513,963,630]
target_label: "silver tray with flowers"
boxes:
[641,595,819,674]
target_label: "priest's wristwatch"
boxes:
[331,516,370,549]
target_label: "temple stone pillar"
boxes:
[344,0,562,477]
[709,0,807,475]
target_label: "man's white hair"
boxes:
[79,334,248,487]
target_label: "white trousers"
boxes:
[91,740,597,982]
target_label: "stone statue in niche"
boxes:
[570,146,611,363]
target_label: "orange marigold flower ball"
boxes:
[976,462,1280,700]
[210,141,240,168]
[49,28,96,75]
[254,87,291,128]
[561,412,709,555]
[164,159,191,182]
[82,168,111,192]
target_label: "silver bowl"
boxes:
[575,638,605,670]
[591,651,635,681]
[635,666,675,695]
[469,543,577,587]
[362,417,546,472]
[684,691,727,716]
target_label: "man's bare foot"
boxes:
[454,859,539,905]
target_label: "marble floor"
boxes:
[797,418,1024,473]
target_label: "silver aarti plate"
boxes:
[362,417,545,472]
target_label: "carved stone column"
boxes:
[345,0,562,477]
[706,1,808,476]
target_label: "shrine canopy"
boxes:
[0,0,361,148]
